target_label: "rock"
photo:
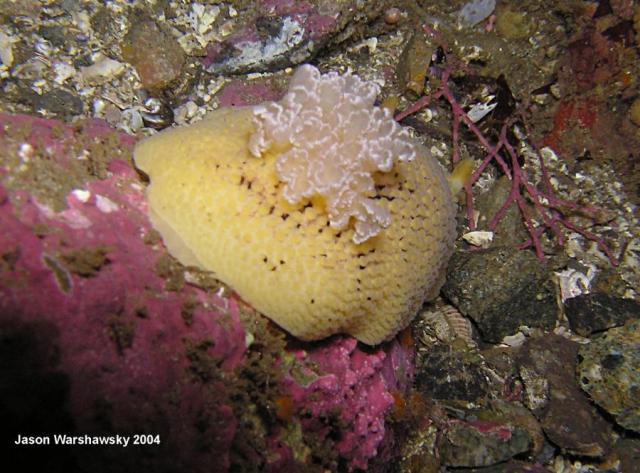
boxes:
[121,19,185,91]
[0,0,40,18]
[447,460,554,472]
[565,292,640,336]
[203,1,386,74]
[614,437,640,472]
[578,320,640,432]
[473,176,528,248]
[440,421,530,468]
[38,25,69,48]
[516,335,613,457]
[631,97,640,127]
[397,29,434,98]
[440,406,531,467]
[495,6,531,40]
[33,89,84,119]
[401,400,542,471]
[442,248,557,343]
[79,54,125,83]
[215,77,287,108]
[0,113,415,472]
[90,5,120,41]
[415,343,490,402]
[458,0,496,28]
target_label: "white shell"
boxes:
[80,54,125,83]
[462,230,494,248]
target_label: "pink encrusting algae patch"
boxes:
[1,113,246,471]
[282,337,414,471]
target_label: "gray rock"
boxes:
[38,25,69,48]
[415,343,490,402]
[578,320,640,433]
[33,89,84,119]
[565,293,640,336]
[442,248,557,343]
[614,437,640,472]
[517,335,613,457]
[440,404,531,467]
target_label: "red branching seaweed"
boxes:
[396,28,618,266]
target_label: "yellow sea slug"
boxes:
[134,65,456,345]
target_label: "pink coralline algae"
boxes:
[1,114,245,472]
[216,78,285,108]
[283,337,414,471]
[1,113,414,472]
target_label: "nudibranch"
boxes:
[134,65,456,344]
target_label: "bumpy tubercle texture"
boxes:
[249,64,417,244]
[133,64,456,344]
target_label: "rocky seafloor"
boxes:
[2,1,639,472]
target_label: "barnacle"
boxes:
[134,65,456,344]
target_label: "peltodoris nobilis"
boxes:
[134,65,456,344]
